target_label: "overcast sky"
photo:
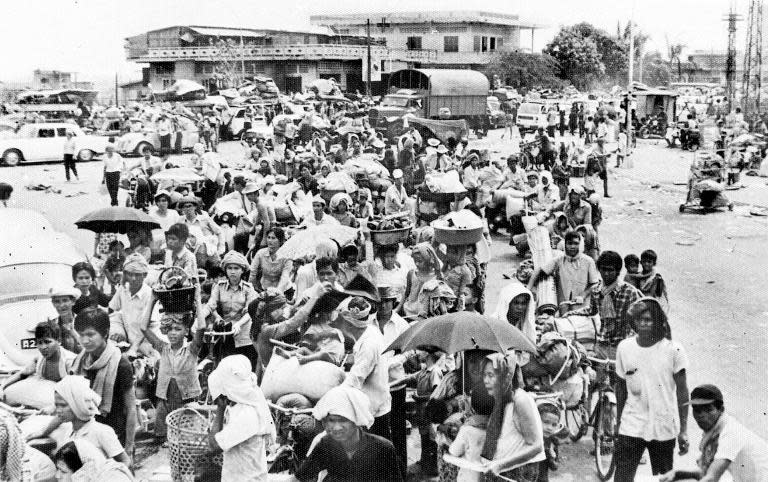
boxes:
[1,0,747,83]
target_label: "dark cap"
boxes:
[688,384,723,405]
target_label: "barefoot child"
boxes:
[448,389,495,482]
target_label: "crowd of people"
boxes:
[1,94,768,482]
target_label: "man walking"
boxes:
[63,131,79,182]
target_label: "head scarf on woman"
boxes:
[329,192,354,212]
[55,375,101,421]
[491,282,537,343]
[208,355,276,442]
[312,385,374,428]
[417,279,456,318]
[481,353,520,460]
[410,242,443,275]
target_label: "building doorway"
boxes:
[285,75,302,94]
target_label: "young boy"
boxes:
[537,403,561,482]
[448,389,495,482]
[627,249,669,311]
[164,222,198,280]
[102,240,126,296]
[140,289,204,440]
[461,284,480,313]
[413,348,444,478]
[0,322,76,396]
[623,254,641,276]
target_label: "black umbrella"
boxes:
[75,207,160,234]
[385,312,537,354]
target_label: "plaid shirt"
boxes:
[571,281,643,347]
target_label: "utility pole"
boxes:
[627,9,634,156]
[114,73,119,106]
[742,0,763,118]
[724,8,743,112]
[366,19,372,98]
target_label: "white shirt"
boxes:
[66,418,124,459]
[215,404,270,481]
[384,183,408,215]
[108,283,155,356]
[63,138,76,155]
[616,337,688,441]
[300,212,340,227]
[343,324,391,417]
[371,313,410,384]
[716,414,768,482]
[103,153,125,173]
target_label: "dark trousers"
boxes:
[63,154,77,180]
[105,171,121,206]
[547,125,556,138]
[233,344,259,372]
[602,173,609,196]
[369,412,392,442]
[614,435,675,481]
[159,134,172,156]
[390,388,407,476]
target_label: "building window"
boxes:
[444,36,459,53]
[155,62,175,75]
[162,78,174,89]
[407,36,422,50]
[299,63,310,74]
[490,37,496,51]
[497,38,504,48]
[474,36,480,52]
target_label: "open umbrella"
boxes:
[75,207,160,234]
[385,312,537,354]
[276,225,359,260]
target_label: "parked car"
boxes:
[0,123,108,166]
[515,102,547,134]
[487,96,506,129]
[115,117,200,156]
[0,209,85,371]
[227,106,272,140]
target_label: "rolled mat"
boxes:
[523,216,558,315]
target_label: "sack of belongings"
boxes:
[261,353,345,402]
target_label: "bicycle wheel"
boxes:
[593,394,617,480]
[566,403,589,442]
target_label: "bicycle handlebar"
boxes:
[204,330,236,337]
[587,356,617,367]
[267,402,314,415]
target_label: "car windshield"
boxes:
[381,96,409,107]
[519,103,543,115]
[0,263,72,298]
[488,100,501,110]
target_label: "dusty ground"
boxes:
[3,131,766,480]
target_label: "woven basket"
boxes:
[433,226,483,245]
[370,226,412,246]
[154,267,195,313]
[166,407,222,482]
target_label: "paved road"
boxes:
[2,133,764,480]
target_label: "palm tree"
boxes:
[666,37,686,82]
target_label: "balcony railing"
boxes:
[126,44,437,63]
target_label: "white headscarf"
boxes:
[312,385,374,428]
[55,376,101,422]
[491,282,537,343]
[208,355,276,442]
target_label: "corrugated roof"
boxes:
[311,10,544,29]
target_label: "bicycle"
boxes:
[586,356,618,481]
[267,402,316,474]
[196,328,236,404]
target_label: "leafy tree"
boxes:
[667,41,686,82]
[485,51,566,92]
[544,27,605,90]
[642,51,671,86]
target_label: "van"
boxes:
[516,102,547,134]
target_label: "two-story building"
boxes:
[310,10,540,70]
[124,25,435,94]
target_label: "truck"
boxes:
[368,68,490,140]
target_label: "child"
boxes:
[584,156,602,198]
[140,288,204,440]
[102,240,125,296]
[461,284,480,313]
[623,254,641,276]
[627,249,669,311]
[401,243,442,319]
[441,245,471,312]
[448,389,495,482]
[207,355,276,481]
[584,116,595,144]
[164,223,198,280]
[414,348,444,478]
[536,402,561,482]
[0,322,76,395]
[616,131,627,168]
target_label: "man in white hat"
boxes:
[108,253,156,359]
[47,285,83,353]
[435,144,452,172]
[301,194,340,227]
[384,169,409,215]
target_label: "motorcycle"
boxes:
[680,128,701,151]
[637,118,666,139]
[665,122,682,148]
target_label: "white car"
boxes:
[0,123,108,166]
[115,118,200,156]
[0,209,85,371]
